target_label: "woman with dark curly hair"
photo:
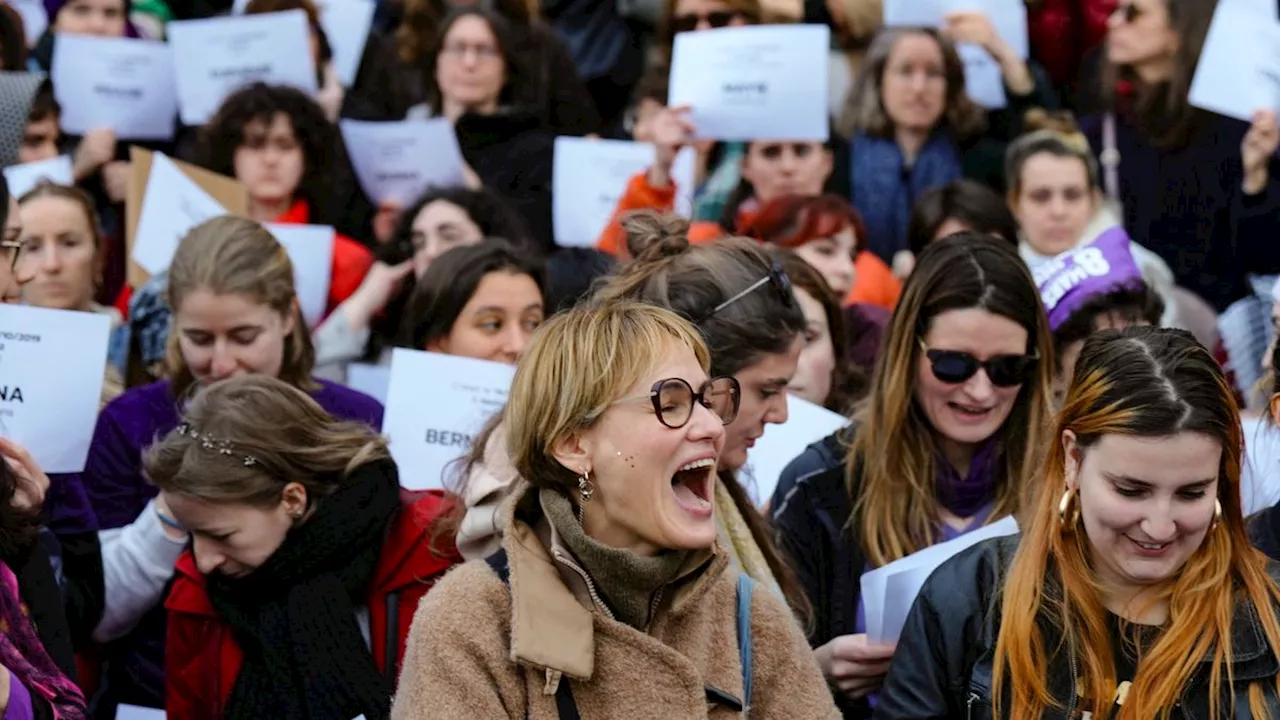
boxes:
[198,82,374,317]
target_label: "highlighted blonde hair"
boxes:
[993,327,1280,719]
[504,300,711,495]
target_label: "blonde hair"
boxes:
[144,374,390,508]
[504,301,710,494]
[164,217,316,399]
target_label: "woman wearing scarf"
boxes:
[146,375,459,720]
[770,233,1055,718]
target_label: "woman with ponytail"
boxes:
[878,326,1280,719]
[79,216,385,712]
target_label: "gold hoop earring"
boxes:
[1210,498,1222,532]
[577,468,594,503]
[1057,486,1079,527]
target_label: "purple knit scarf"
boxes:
[0,562,85,720]
[934,437,1000,519]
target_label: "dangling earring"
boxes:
[577,468,594,503]
[1210,498,1222,532]
[1057,486,1079,527]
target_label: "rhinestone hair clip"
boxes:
[175,423,260,467]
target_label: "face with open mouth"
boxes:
[1064,431,1222,600]
[563,345,728,555]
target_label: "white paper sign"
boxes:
[958,43,1007,110]
[114,705,167,720]
[51,35,178,140]
[883,0,1029,58]
[346,363,390,404]
[320,0,376,86]
[743,395,848,505]
[168,11,318,125]
[552,138,693,248]
[131,154,231,275]
[1189,1,1280,123]
[668,25,830,141]
[9,0,48,47]
[0,305,109,474]
[861,515,1018,644]
[265,223,334,328]
[339,119,466,205]
[382,349,514,490]
[3,155,74,199]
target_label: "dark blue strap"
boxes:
[485,549,511,584]
[736,573,756,714]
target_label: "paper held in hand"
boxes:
[381,349,515,490]
[264,223,334,328]
[1188,1,1280,123]
[51,34,178,140]
[668,24,830,141]
[742,395,848,506]
[860,515,1019,645]
[339,119,467,207]
[131,154,234,276]
[3,156,74,200]
[0,306,110,474]
[551,138,696,248]
[231,0,375,86]
[168,10,317,125]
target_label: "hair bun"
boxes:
[1023,108,1083,137]
[621,210,691,262]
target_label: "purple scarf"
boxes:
[934,438,999,519]
[0,562,85,720]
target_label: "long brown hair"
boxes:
[1098,0,1216,148]
[594,211,812,620]
[993,327,1280,719]
[839,27,986,142]
[164,217,316,399]
[144,374,390,508]
[853,233,1054,567]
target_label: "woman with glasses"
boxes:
[881,326,1280,719]
[771,233,1055,719]
[392,301,839,719]
[1078,0,1280,331]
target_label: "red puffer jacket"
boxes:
[1028,0,1117,90]
[163,489,460,720]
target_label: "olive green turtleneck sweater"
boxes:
[540,490,690,630]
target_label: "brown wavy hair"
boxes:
[164,217,316,400]
[852,232,1054,566]
[993,327,1280,719]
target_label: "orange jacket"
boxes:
[596,172,901,311]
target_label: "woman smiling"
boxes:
[392,302,837,718]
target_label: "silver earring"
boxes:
[578,468,594,503]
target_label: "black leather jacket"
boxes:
[874,535,1280,720]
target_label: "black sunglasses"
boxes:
[696,261,794,324]
[671,10,740,33]
[1112,1,1143,24]
[918,339,1038,388]
[614,376,742,429]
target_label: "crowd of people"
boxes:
[1,0,1280,717]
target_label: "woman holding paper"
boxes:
[148,374,459,720]
[878,327,1280,719]
[392,301,839,719]
[79,216,384,712]
[771,233,1054,718]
